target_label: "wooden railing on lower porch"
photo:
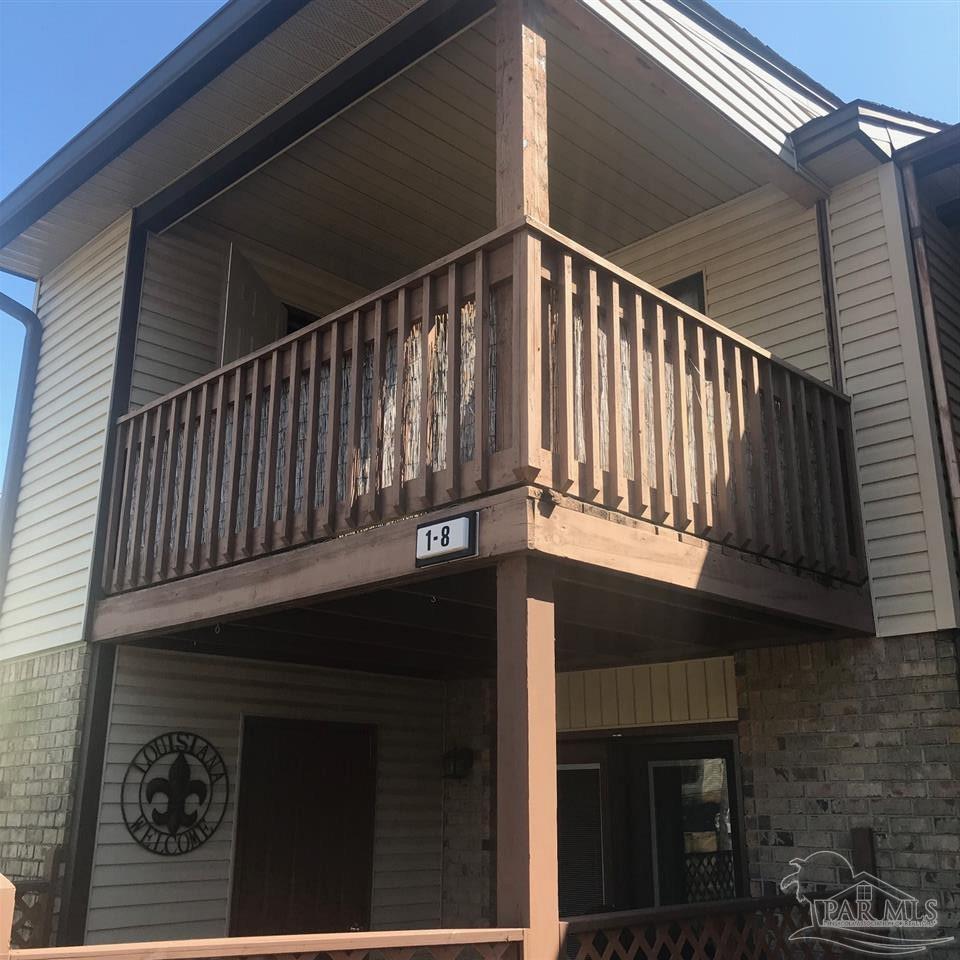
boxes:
[562,897,840,960]
[102,220,864,595]
[0,875,522,960]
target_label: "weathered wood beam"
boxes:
[495,0,549,225]
[496,555,561,958]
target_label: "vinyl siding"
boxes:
[611,185,832,382]
[0,215,131,660]
[130,220,367,409]
[130,225,227,408]
[85,646,443,943]
[556,657,736,731]
[827,165,958,636]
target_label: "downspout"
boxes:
[0,288,40,614]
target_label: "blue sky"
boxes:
[1,0,958,479]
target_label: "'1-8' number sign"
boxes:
[415,513,478,567]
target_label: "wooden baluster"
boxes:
[241,359,262,557]
[797,378,823,570]
[323,321,344,535]
[472,250,489,492]
[651,303,671,524]
[606,278,625,510]
[555,252,576,493]
[280,338,304,545]
[188,382,212,571]
[824,392,851,578]
[259,351,282,552]
[513,230,543,484]
[100,421,128,593]
[445,262,461,501]
[672,314,694,531]
[172,389,196,574]
[693,325,714,536]
[839,400,864,582]
[385,289,408,517]
[125,412,150,589]
[345,312,364,526]
[154,398,179,582]
[746,354,771,554]
[281,339,303,544]
[582,266,603,501]
[204,375,229,569]
[779,369,806,567]
[628,292,647,517]
[710,333,731,543]
[809,386,837,573]
[408,275,433,509]
[760,359,786,558]
[104,419,133,592]
[300,332,321,541]
[727,344,750,549]
[222,365,246,562]
[361,305,385,523]
[140,407,164,583]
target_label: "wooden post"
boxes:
[0,872,14,960]
[496,556,560,960]
[495,0,549,226]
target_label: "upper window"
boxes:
[662,272,705,313]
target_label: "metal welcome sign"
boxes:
[121,732,229,856]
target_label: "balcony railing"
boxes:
[102,220,864,595]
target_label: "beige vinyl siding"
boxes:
[827,164,958,636]
[556,657,736,732]
[0,215,130,660]
[85,646,443,944]
[921,207,960,465]
[611,185,832,381]
[130,220,367,409]
[130,225,227,408]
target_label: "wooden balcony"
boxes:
[98,220,867,627]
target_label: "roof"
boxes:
[0,0,306,259]
[0,0,421,278]
[668,0,840,110]
[0,0,940,278]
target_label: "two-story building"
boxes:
[0,0,957,955]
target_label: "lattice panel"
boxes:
[11,883,54,949]
[684,851,736,903]
[564,901,842,960]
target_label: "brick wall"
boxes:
[736,633,960,940]
[0,643,89,881]
[441,677,495,927]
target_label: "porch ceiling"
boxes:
[186,9,770,313]
[135,564,836,678]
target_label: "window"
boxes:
[662,272,705,313]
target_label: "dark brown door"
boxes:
[229,717,376,935]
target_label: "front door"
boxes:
[229,717,376,935]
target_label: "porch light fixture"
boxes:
[442,748,475,779]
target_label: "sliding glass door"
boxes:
[557,735,742,916]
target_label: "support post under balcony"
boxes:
[496,555,560,959]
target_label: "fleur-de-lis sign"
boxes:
[145,752,208,835]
